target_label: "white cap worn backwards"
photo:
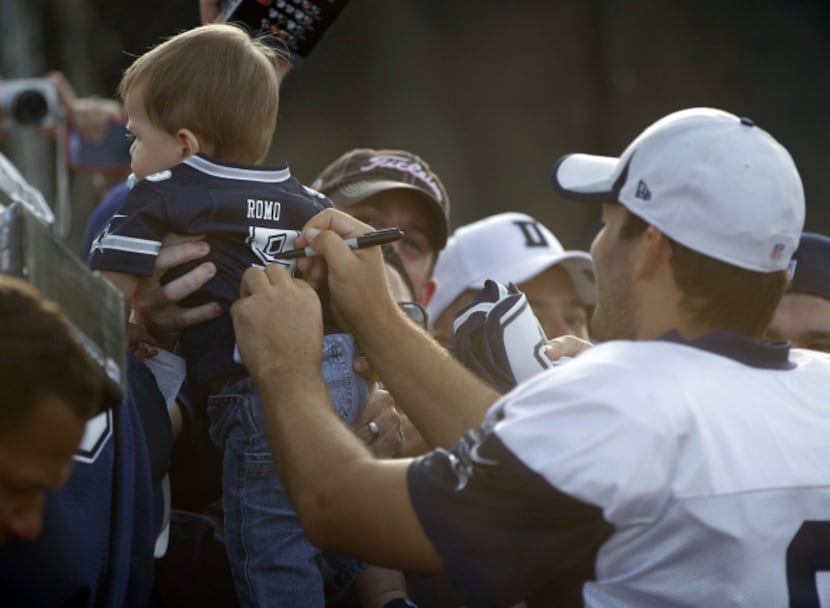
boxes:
[551,107,805,273]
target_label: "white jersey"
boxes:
[409,332,830,607]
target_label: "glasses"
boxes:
[399,301,428,330]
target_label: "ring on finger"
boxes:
[367,420,380,444]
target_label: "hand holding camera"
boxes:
[0,74,131,174]
[0,78,63,130]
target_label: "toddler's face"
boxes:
[124,83,185,180]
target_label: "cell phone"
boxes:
[66,120,132,174]
[220,0,351,65]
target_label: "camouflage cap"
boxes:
[311,148,450,250]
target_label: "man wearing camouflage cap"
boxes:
[312,148,450,307]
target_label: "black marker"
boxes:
[275,227,404,260]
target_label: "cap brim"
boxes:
[329,179,417,205]
[478,250,596,307]
[331,180,448,249]
[557,254,597,307]
[551,154,620,202]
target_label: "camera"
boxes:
[0,78,64,130]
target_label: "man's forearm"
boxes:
[232,262,441,569]
[254,362,366,515]
[253,362,443,572]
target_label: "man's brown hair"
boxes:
[0,275,101,430]
[120,24,285,164]
[620,210,787,339]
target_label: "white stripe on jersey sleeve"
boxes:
[97,234,162,255]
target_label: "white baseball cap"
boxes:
[427,212,596,330]
[551,107,805,272]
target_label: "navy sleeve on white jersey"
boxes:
[407,425,612,608]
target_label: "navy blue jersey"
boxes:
[89,154,332,388]
[0,356,167,607]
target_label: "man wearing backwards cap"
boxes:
[428,211,596,347]
[766,232,830,352]
[312,148,450,307]
[231,107,830,606]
